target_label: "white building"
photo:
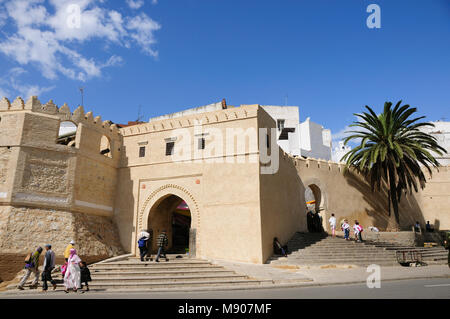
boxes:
[332,141,352,163]
[261,106,332,160]
[420,120,450,166]
[147,102,333,161]
[330,120,450,165]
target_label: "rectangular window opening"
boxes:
[139,146,146,158]
[166,142,175,156]
[198,137,205,150]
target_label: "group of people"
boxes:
[138,228,169,262]
[327,213,364,242]
[414,221,435,233]
[306,210,324,233]
[17,240,91,293]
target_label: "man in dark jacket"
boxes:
[18,247,43,290]
[41,244,57,292]
[155,230,169,262]
[138,229,150,262]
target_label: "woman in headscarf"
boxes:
[64,248,81,293]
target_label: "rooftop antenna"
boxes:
[285,94,288,106]
[79,87,85,107]
[136,105,144,122]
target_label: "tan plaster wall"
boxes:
[293,157,450,232]
[413,166,450,231]
[257,108,307,263]
[116,106,264,263]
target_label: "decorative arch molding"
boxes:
[137,183,200,255]
[303,177,328,211]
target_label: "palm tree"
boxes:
[342,101,447,226]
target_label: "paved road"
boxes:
[1,278,449,299]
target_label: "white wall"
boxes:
[419,121,450,165]
[332,141,352,162]
[300,118,332,160]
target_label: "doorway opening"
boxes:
[147,194,193,255]
[305,184,324,233]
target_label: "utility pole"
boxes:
[136,105,144,122]
[79,87,85,107]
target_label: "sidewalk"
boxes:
[211,259,450,287]
[1,261,448,297]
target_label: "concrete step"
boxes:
[91,274,248,282]
[289,253,396,258]
[89,269,235,277]
[87,279,271,290]
[269,260,399,267]
[90,265,223,272]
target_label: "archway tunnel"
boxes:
[147,194,193,254]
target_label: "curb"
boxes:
[1,274,449,297]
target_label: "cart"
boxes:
[396,250,424,267]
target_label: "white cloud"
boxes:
[0,68,56,99]
[127,0,145,9]
[0,0,161,82]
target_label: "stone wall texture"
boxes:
[0,206,124,282]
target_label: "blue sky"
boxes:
[0,0,449,142]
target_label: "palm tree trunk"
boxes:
[388,168,400,227]
[388,192,391,216]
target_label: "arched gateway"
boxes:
[137,184,200,258]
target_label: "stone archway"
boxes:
[304,178,328,232]
[137,184,200,257]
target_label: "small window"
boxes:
[266,134,270,149]
[166,142,175,156]
[277,119,285,131]
[198,138,205,150]
[139,146,146,158]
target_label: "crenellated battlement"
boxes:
[120,104,258,136]
[0,96,121,137]
[283,151,347,173]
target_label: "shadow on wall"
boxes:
[112,163,135,255]
[72,212,125,262]
[343,170,426,231]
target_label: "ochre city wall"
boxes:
[291,155,450,233]
[116,105,265,263]
[0,97,124,282]
[1,96,449,275]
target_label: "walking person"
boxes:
[41,244,57,292]
[138,229,150,262]
[145,228,153,261]
[353,221,363,242]
[342,219,350,240]
[64,248,81,293]
[18,247,43,290]
[328,213,337,237]
[64,240,75,262]
[155,230,169,262]
[79,261,92,292]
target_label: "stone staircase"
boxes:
[268,232,448,267]
[268,233,398,267]
[363,242,448,264]
[7,255,272,292]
